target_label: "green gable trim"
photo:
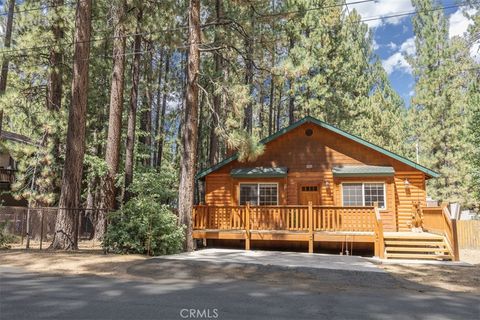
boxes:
[230,167,288,178]
[196,116,439,179]
[332,165,395,177]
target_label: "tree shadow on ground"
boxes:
[1,255,479,320]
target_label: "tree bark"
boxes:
[0,0,15,134]
[153,49,164,166]
[243,5,255,134]
[123,8,143,203]
[288,37,295,125]
[139,43,154,166]
[208,0,222,166]
[156,52,170,169]
[276,85,282,131]
[100,0,127,226]
[50,0,92,250]
[288,79,295,125]
[178,0,200,252]
[268,77,275,135]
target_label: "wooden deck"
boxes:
[192,204,460,261]
[192,203,383,254]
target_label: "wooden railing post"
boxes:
[245,203,251,250]
[203,206,208,229]
[308,201,313,253]
[451,219,460,261]
[373,202,385,259]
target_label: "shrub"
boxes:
[104,197,184,256]
[0,221,15,249]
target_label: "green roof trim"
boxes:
[230,167,288,178]
[332,165,395,177]
[195,116,440,179]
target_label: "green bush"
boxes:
[0,221,15,248]
[104,197,184,256]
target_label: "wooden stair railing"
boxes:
[419,204,459,261]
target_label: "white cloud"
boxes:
[382,36,415,75]
[387,42,398,50]
[382,52,412,75]
[346,0,414,28]
[372,38,379,50]
[448,8,477,39]
[399,37,416,55]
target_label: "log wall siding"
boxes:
[394,172,426,231]
[203,123,430,232]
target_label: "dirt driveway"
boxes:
[1,249,479,320]
[0,249,478,293]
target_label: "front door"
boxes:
[299,185,321,205]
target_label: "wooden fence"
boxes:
[456,220,480,249]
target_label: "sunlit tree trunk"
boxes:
[99,0,127,237]
[178,0,200,251]
[50,0,92,250]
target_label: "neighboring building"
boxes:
[193,116,459,260]
[0,130,32,207]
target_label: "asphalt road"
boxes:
[1,261,479,320]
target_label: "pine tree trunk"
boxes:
[156,53,170,169]
[208,0,222,166]
[50,0,92,250]
[288,37,295,125]
[258,85,265,137]
[178,0,200,252]
[175,51,188,161]
[139,45,153,167]
[243,5,255,134]
[123,8,142,203]
[0,0,15,134]
[288,80,295,125]
[153,50,164,166]
[268,77,275,135]
[100,0,127,227]
[276,85,282,131]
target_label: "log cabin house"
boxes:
[193,116,460,260]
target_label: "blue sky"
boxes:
[347,0,479,107]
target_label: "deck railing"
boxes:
[193,203,383,255]
[419,204,459,261]
[193,204,376,232]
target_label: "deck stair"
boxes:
[383,232,453,261]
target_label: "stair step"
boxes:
[383,232,443,241]
[385,253,453,260]
[385,240,445,246]
[386,247,449,252]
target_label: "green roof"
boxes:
[196,116,440,179]
[332,165,395,177]
[230,167,288,178]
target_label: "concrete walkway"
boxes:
[155,248,385,273]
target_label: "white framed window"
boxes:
[239,183,278,205]
[342,182,386,209]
